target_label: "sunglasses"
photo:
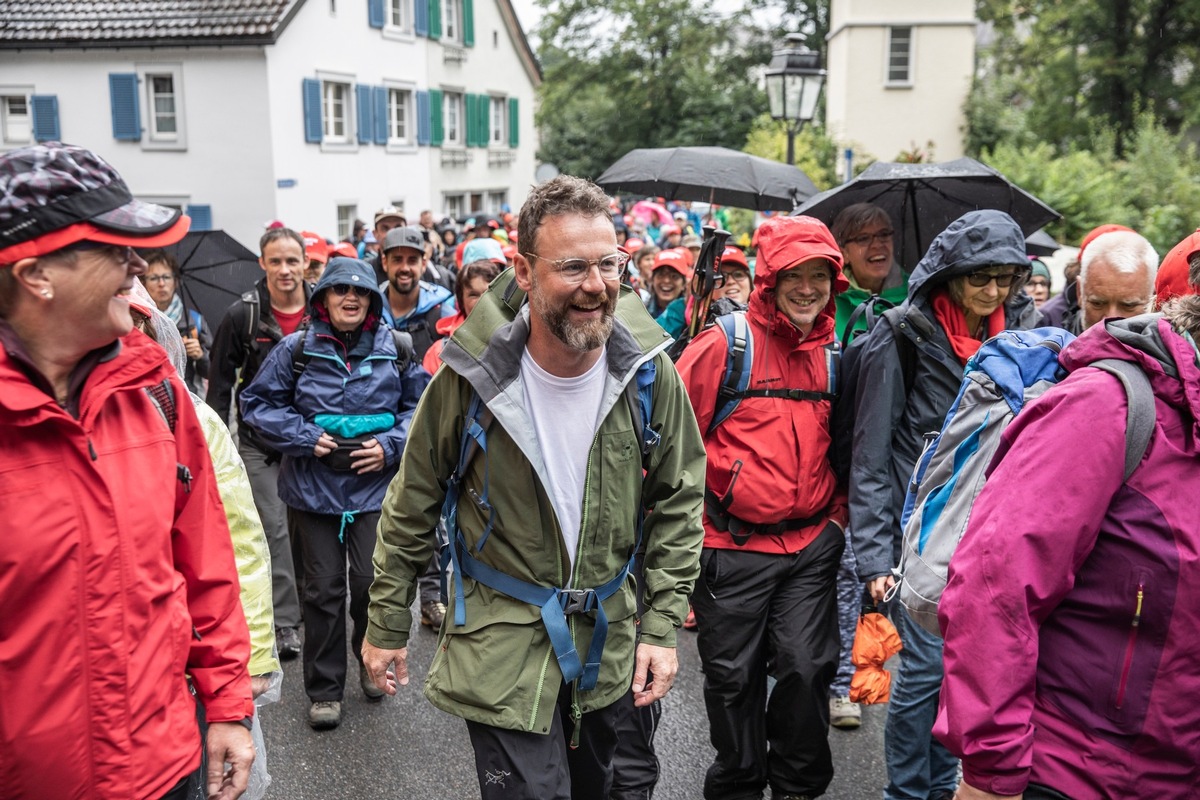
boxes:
[966,269,1025,288]
[330,284,372,297]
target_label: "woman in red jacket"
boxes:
[0,143,254,800]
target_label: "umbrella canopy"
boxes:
[630,200,673,226]
[1025,228,1062,257]
[793,157,1060,269]
[163,230,262,326]
[597,146,819,212]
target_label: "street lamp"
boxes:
[765,33,826,166]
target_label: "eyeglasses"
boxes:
[143,274,175,284]
[966,269,1025,288]
[722,269,751,283]
[527,252,629,283]
[844,229,894,247]
[69,242,140,270]
[1027,278,1050,288]
[330,283,372,297]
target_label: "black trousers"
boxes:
[692,524,843,800]
[292,508,378,701]
[465,681,623,800]
[609,690,661,799]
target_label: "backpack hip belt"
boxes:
[704,486,828,546]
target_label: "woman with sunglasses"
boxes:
[847,210,1037,800]
[240,257,429,731]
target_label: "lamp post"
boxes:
[765,33,826,166]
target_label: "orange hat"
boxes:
[301,231,329,264]
[1078,224,1135,260]
[329,241,357,259]
[652,247,693,278]
[720,246,749,270]
[1155,228,1200,308]
[624,237,645,253]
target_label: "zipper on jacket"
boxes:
[1115,581,1144,710]
[569,434,599,588]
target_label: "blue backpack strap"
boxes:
[635,359,660,455]
[711,312,752,431]
[441,391,494,627]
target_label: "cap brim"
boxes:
[0,214,190,264]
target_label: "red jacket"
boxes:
[675,216,849,553]
[0,330,253,799]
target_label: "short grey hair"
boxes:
[1080,230,1159,292]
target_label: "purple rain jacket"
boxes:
[933,312,1200,799]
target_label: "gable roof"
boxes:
[495,0,542,86]
[0,0,304,48]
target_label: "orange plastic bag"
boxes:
[849,611,903,704]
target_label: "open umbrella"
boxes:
[630,200,673,226]
[163,229,262,326]
[597,146,819,212]
[1025,228,1062,257]
[793,157,1060,269]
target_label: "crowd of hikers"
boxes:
[2,140,1198,800]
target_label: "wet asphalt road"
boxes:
[259,607,888,799]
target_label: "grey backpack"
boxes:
[896,328,1155,636]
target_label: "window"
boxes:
[887,27,912,84]
[490,96,506,146]
[470,192,483,212]
[487,191,507,214]
[443,0,462,42]
[388,0,410,32]
[134,65,186,149]
[444,91,463,146]
[388,88,412,144]
[147,74,178,140]
[1,95,31,144]
[323,80,350,143]
[337,204,358,241]
[444,194,464,220]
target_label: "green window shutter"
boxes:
[428,0,441,39]
[463,0,474,46]
[508,97,519,148]
[430,88,444,146]
[466,93,478,147]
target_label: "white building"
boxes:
[0,0,541,251]
[825,0,975,164]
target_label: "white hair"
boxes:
[1080,230,1159,292]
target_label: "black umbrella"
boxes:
[793,157,1060,269]
[1025,228,1062,257]
[163,230,261,327]
[596,146,819,212]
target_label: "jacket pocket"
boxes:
[699,549,721,598]
[1114,576,1145,711]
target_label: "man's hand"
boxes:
[249,675,272,699]
[361,640,408,695]
[205,721,255,800]
[868,574,895,604]
[632,643,677,707]
[183,334,203,361]
[313,432,338,457]
[351,437,386,474]
[954,781,1022,800]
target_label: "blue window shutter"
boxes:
[416,90,430,146]
[186,204,212,231]
[373,86,388,144]
[355,84,372,144]
[30,95,60,141]
[427,0,441,39]
[429,89,444,146]
[464,92,476,147]
[414,0,428,35]
[463,0,474,46]
[108,73,141,141]
[368,0,385,28]
[302,78,322,143]
[508,97,518,148]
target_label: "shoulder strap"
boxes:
[242,289,260,356]
[711,312,752,431]
[631,359,660,462]
[390,328,415,373]
[1088,359,1155,481]
[290,332,311,381]
[145,378,178,433]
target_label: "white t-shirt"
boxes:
[520,347,607,571]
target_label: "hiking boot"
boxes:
[360,664,384,702]
[276,626,301,661]
[830,696,862,729]
[308,700,341,730]
[420,600,447,628]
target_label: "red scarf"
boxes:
[930,288,1005,366]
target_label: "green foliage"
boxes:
[742,113,839,190]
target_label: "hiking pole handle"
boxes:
[687,226,732,340]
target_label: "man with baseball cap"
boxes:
[0,142,255,799]
[302,229,329,284]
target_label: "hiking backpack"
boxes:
[895,327,1156,636]
[438,358,661,691]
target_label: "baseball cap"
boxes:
[463,237,506,265]
[661,224,681,236]
[682,234,702,249]
[383,226,425,253]
[0,142,190,263]
[624,237,645,253]
[653,247,693,278]
[301,230,329,264]
[720,246,749,270]
[673,210,688,221]
[1078,224,1134,260]
[374,205,406,227]
[1155,228,1200,307]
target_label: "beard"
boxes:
[529,272,618,352]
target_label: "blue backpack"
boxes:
[437,360,660,691]
[896,327,1155,636]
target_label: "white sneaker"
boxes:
[830,696,862,729]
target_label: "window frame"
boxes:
[443,90,464,148]
[442,0,463,43]
[384,0,414,38]
[0,90,33,147]
[337,204,358,241]
[317,71,358,151]
[444,193,464,220]
[489,95,506,148]
[136,64,187,150]
[385,83,416,150]
[486,191,507,214]
[885,26,914,87]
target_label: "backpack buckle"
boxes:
[559,588,596,615]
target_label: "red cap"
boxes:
[661,224,681,236]
[653,247,693,278]
[1155,228,1200,308]
[301,231,329,264]
[1079,224,1135,260]
[624,237,645,253]
[329,241,357,259]
[502,244,518,260]
[720,246,749,270]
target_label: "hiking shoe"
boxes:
[420,600,447,628]
[308,700,341,730]
[830,696,862,729]
[360,664,384,701]
[773,793,815,800]
[683,605,698,630]
[276,626,301,661]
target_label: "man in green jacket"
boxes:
[363,175,706,799]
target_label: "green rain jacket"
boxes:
[366,270,706,733]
